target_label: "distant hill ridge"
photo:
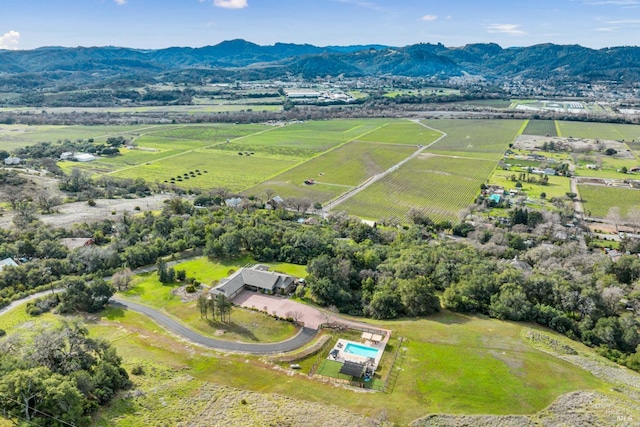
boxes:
[1,39,639,87]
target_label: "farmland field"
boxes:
[111,150,295,191]
[246,140,419,202]
[557,122,640,141]
[522,119,558,136]
[421,119,524,160]
[578,184,640,218]
[214,119,392,158]
[357,121,442,146]
[340,154,496,222]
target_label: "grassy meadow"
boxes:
[578,184,640,218]
[0,300,608,425]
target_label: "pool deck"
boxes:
[328,338,386,370]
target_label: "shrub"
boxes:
[0,329,5,337]
[185,285,197,293]
[87,199,96,207]
[131,365,145,376]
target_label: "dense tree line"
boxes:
[0,322,131,426]
[0,197,639,371]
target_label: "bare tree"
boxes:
[607,206,622,234]
[3,191,27,210]
[111,267,134,291]
[285,309,304,325]
[34,189,62,214]
[263,188,275,202]
[626,206,640,234]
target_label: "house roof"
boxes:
[0,258,18,271]
[212,266,295,296]
[339,361,365,377]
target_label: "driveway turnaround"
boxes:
[109,296,317,354]
[233,292,327,329]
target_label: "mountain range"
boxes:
[1,39,639,90]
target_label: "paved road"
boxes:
[109,295,318,354]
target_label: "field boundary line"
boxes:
[325,119,447,211]
[517,119,530,136]
[555,120,562,137]
[104,125,284,176]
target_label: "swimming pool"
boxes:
[344,342,379,359]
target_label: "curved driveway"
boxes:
[110,295,318,354]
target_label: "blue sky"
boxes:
[1,0,639,50]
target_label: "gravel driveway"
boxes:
[233,292,327,329]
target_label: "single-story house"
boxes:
[0,258,18,272]
[544,168,556,176]
[211,264,297,300]
[60,152,74,160]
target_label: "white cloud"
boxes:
[213,0,248,9]
[114,0,127,4]
[486,24,527,36]
[0,30,20,50]
[596,26,620,31]
[421,15,438,22]
[606,19,640,23]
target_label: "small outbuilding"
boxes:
[339,361,365,378]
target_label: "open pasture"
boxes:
[340,154,496,222]
[84,307,605,426]
[573,156,639,179]
[0,124,155,151]
[357,121,442,146]
[578,184,640,218]
[421,119,524,160]
[522,119,558,137]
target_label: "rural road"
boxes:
[109,295,318,354]
[325,120,447,210]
